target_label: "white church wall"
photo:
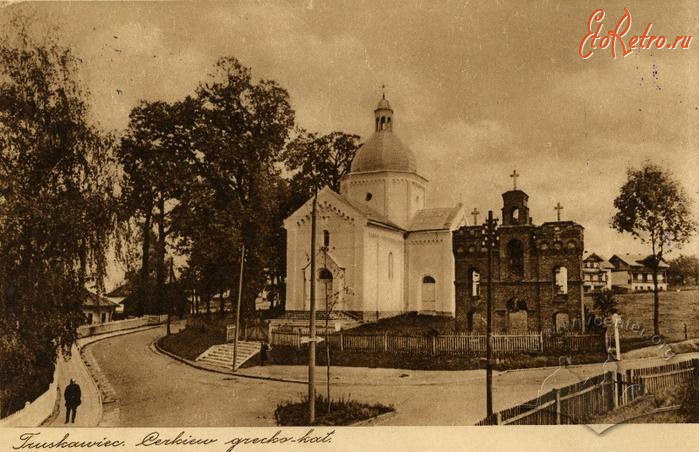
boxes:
[341,174,387,217]
[363,227,405,318]
[341,172,427,230]
[284,198,364,313]
[405,231,456,316]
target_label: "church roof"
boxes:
[345,197,404,231]
[408,205,463,231]
[350,130,418,174]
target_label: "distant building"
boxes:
[582,252,613,292]
[82,291,119,325]
[609,254,669,292]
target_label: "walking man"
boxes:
[64,379,81,423]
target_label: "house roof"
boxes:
[83,290,120,309]
[612,253,670,269]
[408,205,464,231]
[583,252,614,269]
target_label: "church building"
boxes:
[453,179,585,334]
[283,95,464,319]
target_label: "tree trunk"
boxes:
[138,202,153,316]
[652,267,660,336]
[155,197,166,315]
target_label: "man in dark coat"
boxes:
[64,379,81,423]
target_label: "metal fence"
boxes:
[476,358,698,425]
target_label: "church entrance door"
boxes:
[421,276,436,312]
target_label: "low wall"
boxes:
[0,314,168,427]
[77,315,168,337]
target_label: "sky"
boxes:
[3,1,698,287]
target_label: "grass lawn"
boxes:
[585,288,699,342]
[589,378,698,424]
[347,312,460,335]
[275,394,393,426]
[158,325,224,361]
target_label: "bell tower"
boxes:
[501,170,530,226]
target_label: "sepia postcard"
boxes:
[0,1,697,451]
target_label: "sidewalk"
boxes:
[46,323,175,427]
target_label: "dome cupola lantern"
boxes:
[374,92,393,132]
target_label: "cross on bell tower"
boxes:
[471,208,481,225]
[554,202,564,222]
[510,170,520,190]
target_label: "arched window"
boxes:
[319,268,333,280]
[388,252,394,280]
[511,207,520,224]
[323,230,330,248]
[507,239,524,278]
[468,269,480,297]
[554,312,570,332]
[554,266,568,294]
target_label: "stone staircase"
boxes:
[195,341,261,370]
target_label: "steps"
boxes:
[195,341,261,370]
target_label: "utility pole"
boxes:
[308,190,318,424]
[484,210,498,417]
[232,243,245,372]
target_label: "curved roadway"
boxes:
[87,325,696,426]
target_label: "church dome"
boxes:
[350,95,418,174]
[351,130,417,173]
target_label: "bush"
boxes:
[274,394,393,426]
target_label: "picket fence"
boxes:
[476,358,698,425]
[270,330,604,356]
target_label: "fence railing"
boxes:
[270,330,604,355]
[475,358,698,425]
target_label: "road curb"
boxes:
[151,338,307,385]
[350,409,397,426]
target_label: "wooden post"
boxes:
[431,335,436,355]
[296,330,301,350]
[495,412,502,425]
[612,371,619,409]
[554,388,561,425]
[539,331,544,353]
[340,331,344,352]
[232,244,245,372]
[383,332,388,353]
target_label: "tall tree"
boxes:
[667,254,699,286]
[0,16,117,415]
[185,57,295,317]
[119,98,198,318]
[611,162,696,336]
[283,130,361,211]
